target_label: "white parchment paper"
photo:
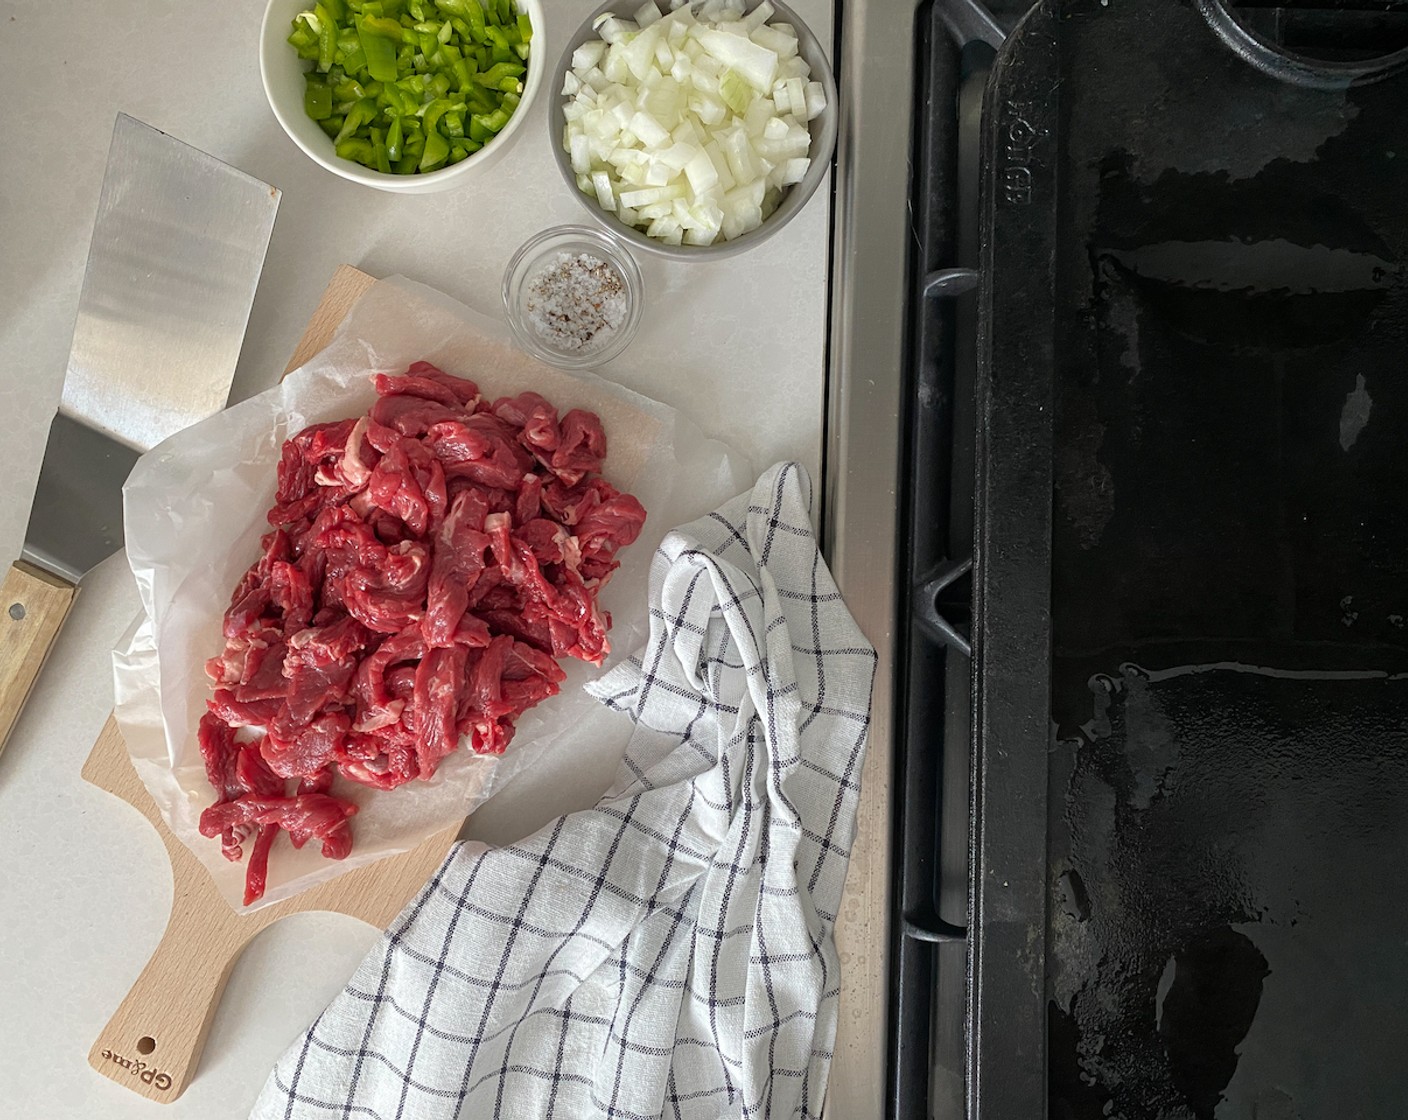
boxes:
[113,275,750,911]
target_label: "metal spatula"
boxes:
[0,113,279,757]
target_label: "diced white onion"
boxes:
[705,140,736,190]
[742,1,775,33]
[780,156,809,185]
[619,183,686,207]
[628,110,671,147]
[744,96,773,137]
[572,40,606,70]
[570,133,591,174]
[603,49,632,83]
[750,23,797,59]
[684,148,720,194]
[658,141,699,170]
[778,54,810,80]
[592,170,617,210]
[622,26,661,79]
[691,94,727,126]
[562,0,828,246]
[598,17,639,45]
[786,76,806,119]
[694,28,777,91]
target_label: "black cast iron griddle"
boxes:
[969,3,1408,1117]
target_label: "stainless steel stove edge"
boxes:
[822,0,920,1112]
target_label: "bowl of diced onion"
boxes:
[550,0,837,255]
[260,0,547,193]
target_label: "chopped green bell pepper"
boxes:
[333,96,378,143]
[465,81,495,112]
[287,0,530,173]
[288,13,320,58]
[464,0,486,41]
[315,3,337,71]
[474,61,522,86]
[335,137,375,162]
[370,126,392,172]
[303,75,333,119]
[420,128,449,171]
[357,19,401,80]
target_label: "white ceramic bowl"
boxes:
[550,0,837,259]
[260,0,547,193]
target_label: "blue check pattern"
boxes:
[251,463,877,1120]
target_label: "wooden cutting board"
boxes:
[82,265,463,1104]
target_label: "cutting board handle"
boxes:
[0,560,78,759]
[87,894,256,1103]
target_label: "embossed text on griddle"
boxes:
[1002,101,1037,206]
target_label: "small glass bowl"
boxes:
[502,225,643,370]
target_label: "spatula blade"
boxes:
[22,114,279,584]
[62,113,280,451]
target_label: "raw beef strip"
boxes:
[199,793,356,860]
[423,489,492,648]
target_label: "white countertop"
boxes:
[0,0,836,1114]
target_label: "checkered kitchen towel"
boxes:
[251,462,877,1120]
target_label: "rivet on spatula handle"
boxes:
[0,560,78,759]
[88,898,257,1103]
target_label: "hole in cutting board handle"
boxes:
[136,1036,156,1055]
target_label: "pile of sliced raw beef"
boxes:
[198,362,646,903]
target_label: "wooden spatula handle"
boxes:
[87,896,256,1102]
[0,560,78,758]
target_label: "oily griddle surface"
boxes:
[1050,666,1408,1119]
[1038,2,1408,1117]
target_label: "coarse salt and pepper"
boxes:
[524,251,628,352]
